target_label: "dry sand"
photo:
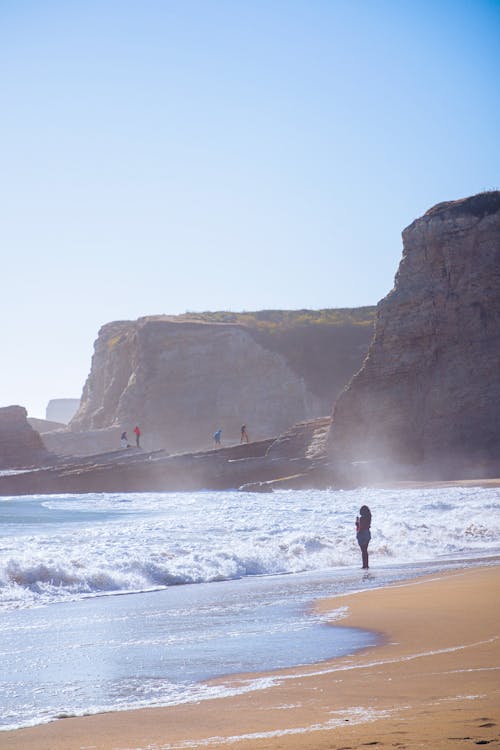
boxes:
[1,565,499,750]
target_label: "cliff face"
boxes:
[328,192,500,480]
[0,405,52,469]
[69,313,372,454]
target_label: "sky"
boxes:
[1,0,499,419]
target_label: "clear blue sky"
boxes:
[1,0,499,418]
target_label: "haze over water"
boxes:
[1,485,499,730]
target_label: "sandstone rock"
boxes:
[0,438,308,496]
[68,310,373,455]
[0,405,52,469]
[266,416,331,460]
[328,191,500,482]
[239,416,333,491]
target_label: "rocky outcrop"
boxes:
[65,309,373,455]
[0,408,332,495]
[239,416,332,492]
[0,437,309,496]
[328,191,500,482]
[0,405,53,469]
[266,416,331,460]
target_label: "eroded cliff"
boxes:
[68,310,373,454]
[328,191,500,481]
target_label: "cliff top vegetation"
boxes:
[146,307,376,331]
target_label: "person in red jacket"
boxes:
[133,425,141,448]
[355,505,372,569]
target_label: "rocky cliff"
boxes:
[0,405,52,469]
[62,309,373,455]
[328,191,500,481]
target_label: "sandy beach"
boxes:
[1,563,498,750]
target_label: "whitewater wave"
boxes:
[1,486,499,611]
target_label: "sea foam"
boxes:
[1,486,499,612]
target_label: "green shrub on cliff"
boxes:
[181,307,375,331]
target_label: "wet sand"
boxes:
[1,564,499,750]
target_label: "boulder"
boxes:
[0,405,52,469]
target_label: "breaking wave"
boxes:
[1,486,499,611]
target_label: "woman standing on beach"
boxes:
[356,505,372,569]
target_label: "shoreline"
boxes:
[2,563,499,749]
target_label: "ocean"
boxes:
[1,486,499,731]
